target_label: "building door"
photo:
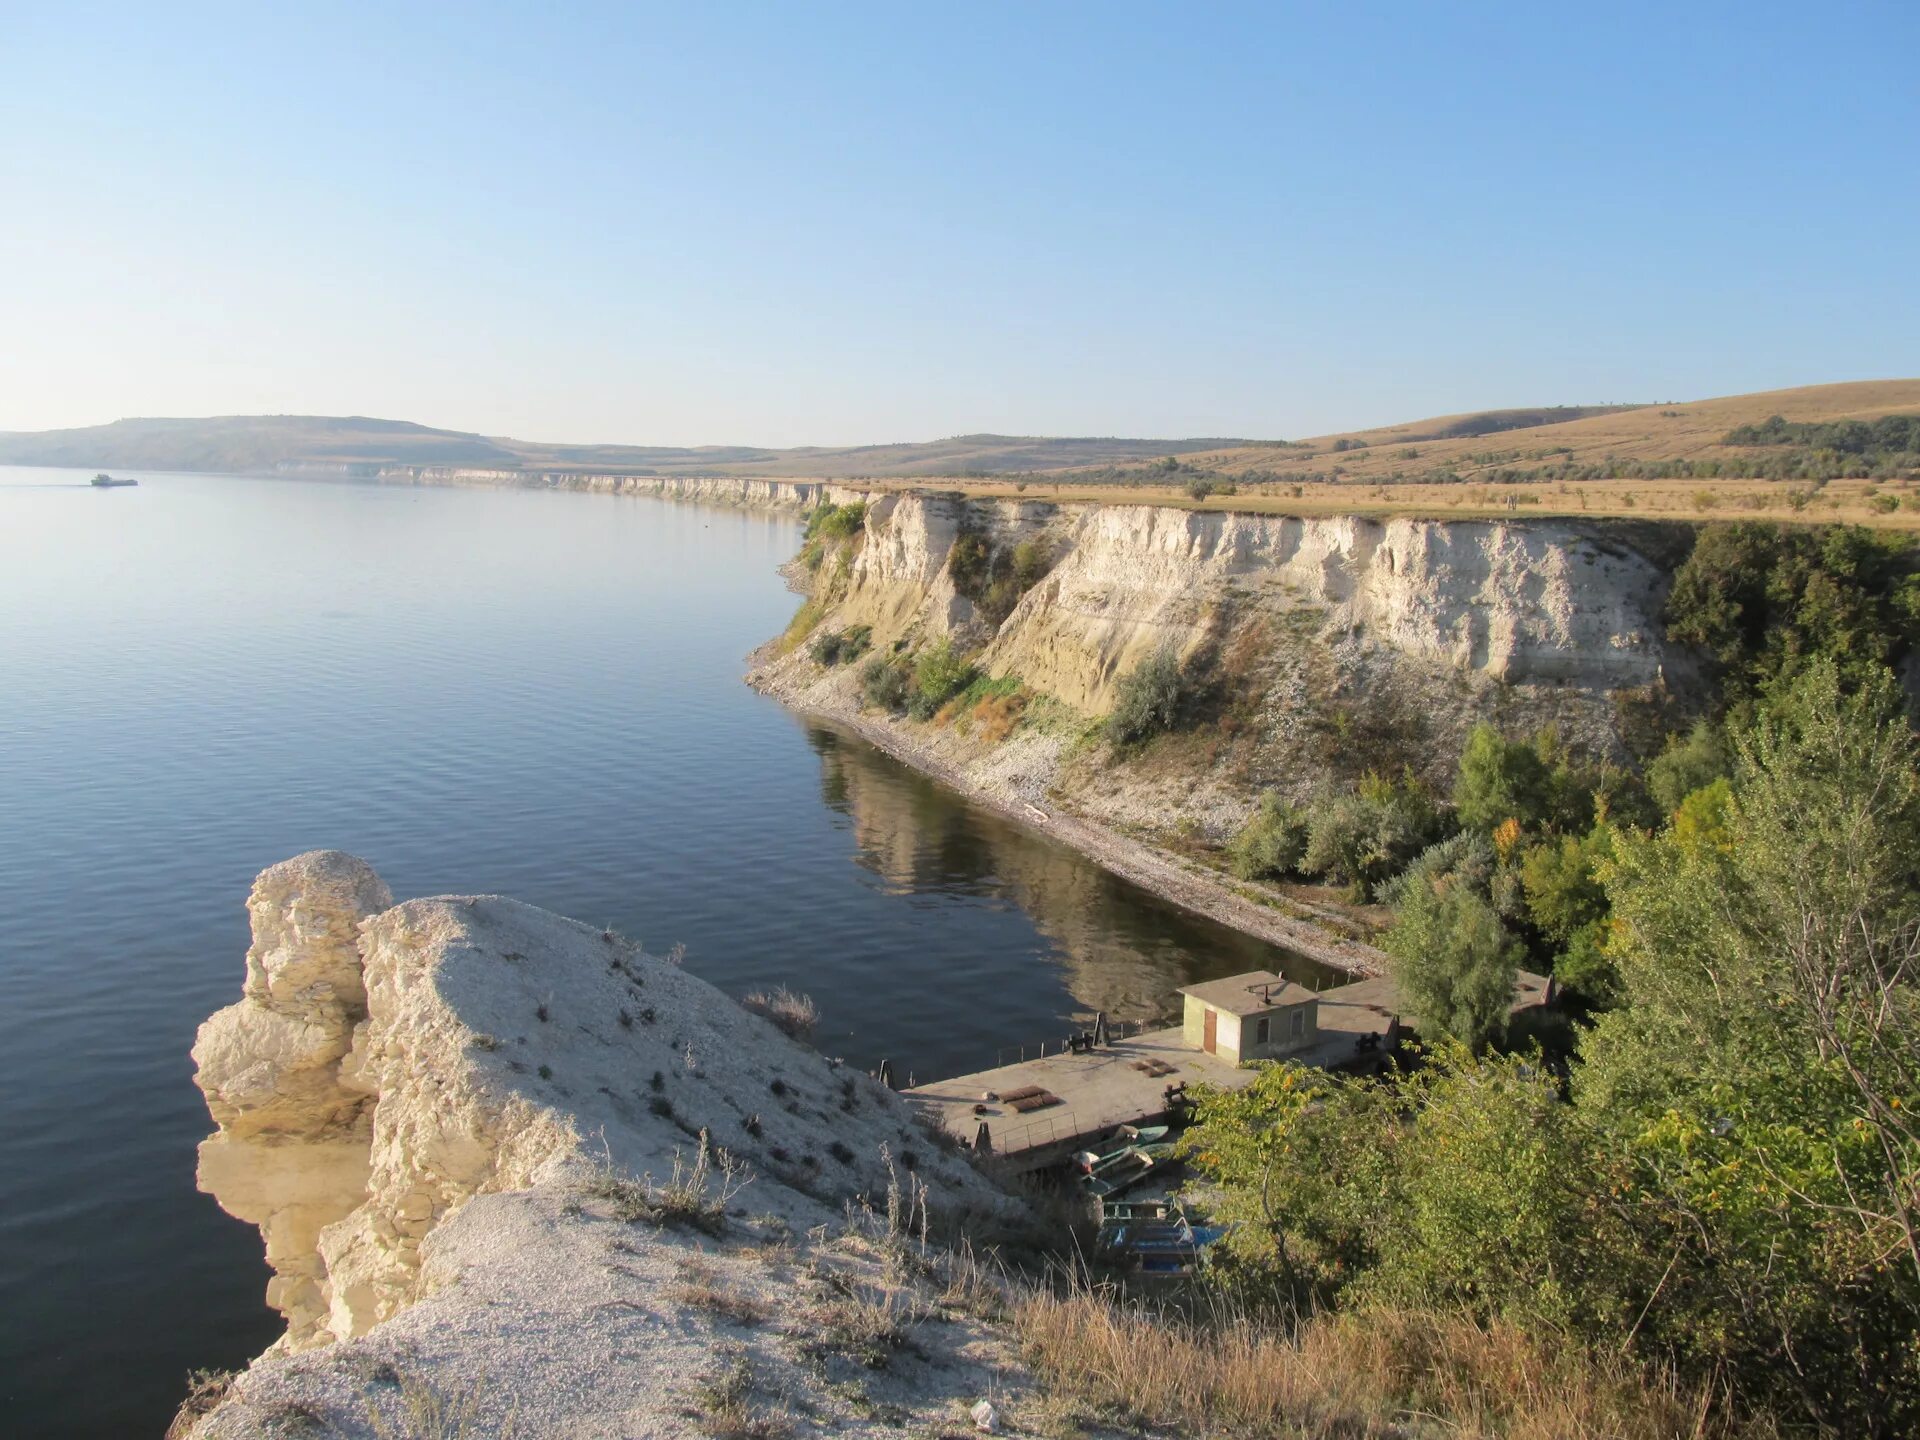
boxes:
[1203,1007,1217,1054]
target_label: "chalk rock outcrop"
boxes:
[193,853,393,1352]
[188,852,1010,1437]
[822,494,1677,713]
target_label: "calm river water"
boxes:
[0,467,1313,1436]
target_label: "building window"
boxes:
[1255,1016,1270,1046]
[1289,1008,1305,1040]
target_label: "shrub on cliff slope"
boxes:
[800,500,866,573]
[809,625,871,667]
[947,530,1055,627]
[860,655,910,713]
[1106,648,1189,746]
[908,638,976,720]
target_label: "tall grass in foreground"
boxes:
[1012,1281,1774,1440]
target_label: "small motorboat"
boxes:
[1076,1143,1175,1198]
[1101,1218,1229,1274]
[1071,1124,1172,1174]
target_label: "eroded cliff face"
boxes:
[824,494,1675,715]
[192,854,393,1353]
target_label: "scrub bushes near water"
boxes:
[857,637,979,720]
[907,637,975,720]
[1228,771,1445,901]
[809,624,871,666]
[859,654,911,713]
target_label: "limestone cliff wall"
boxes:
[824,493,1679,714]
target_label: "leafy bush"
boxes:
[1107,647,1187,746]
[1452,724,1593,835]
[1228,793,1311,880]
[1379,830,1497,908]
[859,655,910,713]
[1297,772,1446,899]
[800,500,867,571]
[1643,717,1728,814]
[907,637,975,720]
[946,529,1055,626]
[809,624,871,667]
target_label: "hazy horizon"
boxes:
[3,2,1915,446]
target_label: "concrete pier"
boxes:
[904,969,1550,1173]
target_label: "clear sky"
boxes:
[2,1,1914,446]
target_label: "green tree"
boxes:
[1578,660,1920,1432]
[1664,522,1920,708]
[1644,717,1729,814]
[1384,878,1521,1049]
[1452,725,1551,832]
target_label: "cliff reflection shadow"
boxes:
[803,724,1337,1024]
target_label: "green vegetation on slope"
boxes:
[1184,521,1920,1435]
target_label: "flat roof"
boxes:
[1178,971,1317,1015]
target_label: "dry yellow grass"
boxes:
[814,380,1920,530]
[1197,378,1920,477]
[847,472,1920,530]
[1014,1284,1773,1440]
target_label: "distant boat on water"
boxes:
[90,473,138,488]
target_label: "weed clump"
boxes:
[166,1369,237,1440]
[579,1132,751,1236]
[740,986,819,1042]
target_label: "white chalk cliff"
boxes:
[184,851,1018,1438]
[819,494,1675,713]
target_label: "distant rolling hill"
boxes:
[1178,380,1920,483]
[5,382,1915,483]
[0,415,1244,479]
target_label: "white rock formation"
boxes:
[193,852,393,1353]
[826,494,1674,713]
[186,852,1017,1438]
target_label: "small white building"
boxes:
[1178,971,1319,1064]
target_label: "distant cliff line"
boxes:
[281,462,839,511]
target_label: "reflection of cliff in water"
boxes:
[804,725,1339,1023]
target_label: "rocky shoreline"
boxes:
[746,649,1389,976]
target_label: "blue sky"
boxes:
[2,2,1914,445]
